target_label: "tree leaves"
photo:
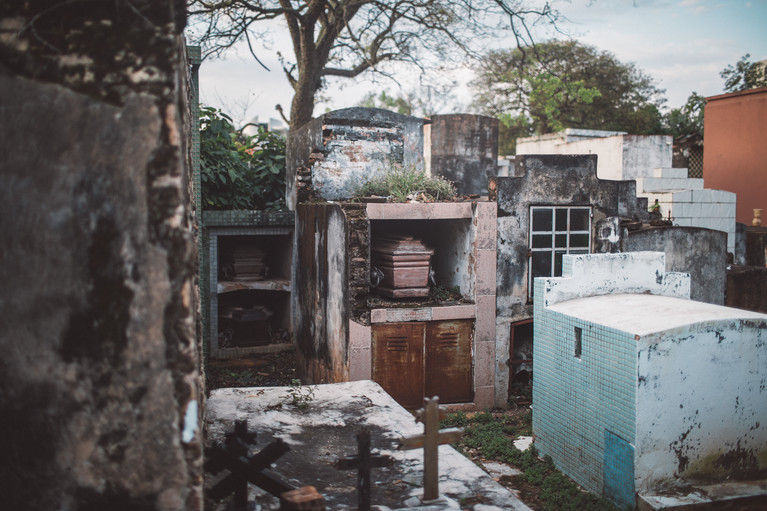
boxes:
[471,40,666,152]
[720,54,767,93]
[199,106,287,211]
[188,0,561,131]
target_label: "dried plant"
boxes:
[353,165,456,202]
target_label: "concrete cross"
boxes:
[397,396,463,501]
[334,427,394,511]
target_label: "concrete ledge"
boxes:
[366,202,474,220]
[638,479,767,510]
[371,306,476,323]
[430,305,477,321]
[653,167,688,179]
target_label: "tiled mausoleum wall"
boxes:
[532,279,637,498]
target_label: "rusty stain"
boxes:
[342,144,366,162]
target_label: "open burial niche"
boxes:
[369,218,475,303]
[215,234,292,349]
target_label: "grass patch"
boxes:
[353,165,456,202]
[441,410,625,511]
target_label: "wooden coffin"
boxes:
[371,236,433,298]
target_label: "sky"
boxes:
[190,0,767,127]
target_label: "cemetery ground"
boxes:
[206,349,297,390]
[205,354,620,511]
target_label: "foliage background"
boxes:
[200,106,286,211]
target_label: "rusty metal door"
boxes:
[372,322,425,408]
[425,319,473,404]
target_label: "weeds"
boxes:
[441,409,623,511]
[283,379,316,410]
[353,164,456,202]
[429,284,462,302]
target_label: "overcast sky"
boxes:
[192,0,767,127]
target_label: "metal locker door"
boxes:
[372,322,425,408]
[425,319,474,404]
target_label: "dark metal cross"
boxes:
[397,396,463,501]
[205,420,294,508]
[334,427,394,511]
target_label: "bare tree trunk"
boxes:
[288,52,323,133]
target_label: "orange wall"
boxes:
[704,87,767,224]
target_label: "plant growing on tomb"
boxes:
[429,284,462,302]
[283,378,317,410]
[353,164,456,202]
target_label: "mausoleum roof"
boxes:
[549,293,767,336]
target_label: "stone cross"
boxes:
[334,427,394,511]
[397,397,463,501]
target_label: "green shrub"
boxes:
[199,106,286,211]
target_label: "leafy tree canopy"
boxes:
[187,0,559,132]
[662,92,706,139]
[200,106,286,211]
[471,40,666,153]
[720,53,767,93]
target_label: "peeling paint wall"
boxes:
[533,253,767,506]
[426,114,499,196]
[596,222,727,305]
[293,204,350,383]
[635,320,767,492]
[539,252,690,308]
[0,2,202,509]
[492,155,648,405]
[286,108,425,208]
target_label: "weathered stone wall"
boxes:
[596,222,728,305]
[426,114,499,196]
[286,108,425,208]
[0,2,202,510]
[746,227,767,267]
[293,204,350,383]
[491,154,648,405]
[515,130,672,181]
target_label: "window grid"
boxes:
[529,206,591,298]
